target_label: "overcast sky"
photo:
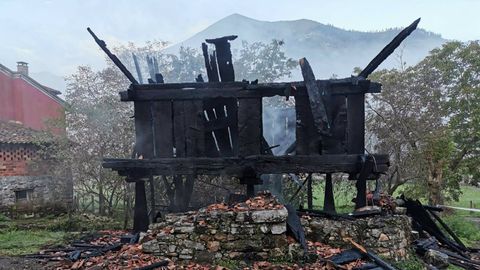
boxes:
[0,0,479,84]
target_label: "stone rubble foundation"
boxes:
[302,215,412,261]
[142,206,304,263]
[142,206,412,263]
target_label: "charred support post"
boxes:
[324,173,336,212]
[134,180,149,232]
[205,35,237,82]
[238,97,262,195]
[355,155,375,209]
[131,102,154,231]
[201,43,219,82]
[307,174,313,210]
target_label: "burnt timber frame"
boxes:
[92,18,422,231]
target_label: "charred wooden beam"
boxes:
[133,181,149,232]
[324,173,336,212]
[132,53,143,84]
[201,43,220,82]
[299,58,330,135]
[359,18,421,78]
[103,154,389,177]
[307,174,313,210]
[205,35,237,82]
[87,27,138,84]
[121,79,381,101]
[238,97,263,191]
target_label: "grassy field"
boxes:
[0,213,123,256]
[450,185,480,208]
[308,182,480,212]
[0,230,66,256]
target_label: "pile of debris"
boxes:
[26,230,168,270]
[400,198,480,269]
[27,192,480,269]
[141,192,399,269]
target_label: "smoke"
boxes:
[255,97,296,202]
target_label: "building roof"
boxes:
[0,63,65,106]
[0,121,52,144]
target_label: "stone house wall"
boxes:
[0,175,56,206]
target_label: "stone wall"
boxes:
[142,207,304,263]
[142,201,412,263]
[0,175,55,206]
[302,215,412,261]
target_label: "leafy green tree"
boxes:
[368,41,480,205]
[166,46,205,83]
[234,39,297,83]
[65,66,134,216]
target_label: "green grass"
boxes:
[392,254,425,270]
[309,180,356,213]
[0,213,123,256]
[0,230,66,255]
[449,185,480,208]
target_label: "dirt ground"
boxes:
[0,256,48,270]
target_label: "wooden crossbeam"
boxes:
[103,154,389,177]
[121,79,381,101]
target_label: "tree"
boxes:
[114,42,204,83]
[367,41,480,205]
[420,41,480,186]
[234,39,297,83]
[65,66,134,216]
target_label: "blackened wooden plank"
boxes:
[299,58,330,135]
[104,154,389,176]
[184,100,205,157]
[133,181,149,232]
[323,173,336,212]
[122,79,380,101]
[322,96,347,154]
[134,102,154,158]
[359,18,420,78]
[201,43,215,82]
[346,94,365,155]
[224,98,239,155]
[173,102,186,158]
[204,99,233,156]
[152,101,173,158]
[205,35,237,82]
[238,98,262,156]
[129,78,378,92]
[307,174,313,210]
[210,51,220,83]
[295,94,319,155]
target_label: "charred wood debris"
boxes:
[24,194,480,269]
[22,19,470,269]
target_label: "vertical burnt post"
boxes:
[202,37,239,157]
[205,35,237,82]
[323,173,336,212]
[347,80,367,209]
[133,100,154,232]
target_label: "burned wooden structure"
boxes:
[91,18,420,232]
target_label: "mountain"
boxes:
[167,14,447,80]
